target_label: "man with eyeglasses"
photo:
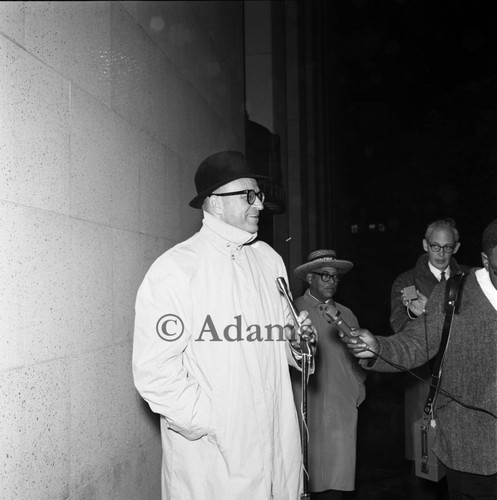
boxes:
[340,219,497,500]
[390,218,468,500]
[291,250,366,500]
[391,218,466,333]
[133,150,316,500]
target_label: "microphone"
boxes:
[318,303,353,337]
[276,277,312,351]
[276,277,300,327]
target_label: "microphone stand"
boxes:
[276,277,312,500]
[299,338,312,499]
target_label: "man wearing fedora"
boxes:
[292,250,366,500]
[133,150,315,500]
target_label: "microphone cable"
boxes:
[322,301,497,419]
[361,340,497,420]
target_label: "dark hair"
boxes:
[425,218,460,242]
[482,219,497,255]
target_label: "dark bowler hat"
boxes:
[189,151,267,209]
[294,249,353,280]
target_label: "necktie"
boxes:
[440,271,446,282]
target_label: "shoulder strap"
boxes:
[423,272,467,416]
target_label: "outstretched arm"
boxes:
[340,282,446,371]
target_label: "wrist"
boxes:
[290,338,301,350]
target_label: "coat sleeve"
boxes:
[132,260,211,441]
[276,264,315,372]
[346,309,368,387]
[390,273,411,333]
[283,288,308,371]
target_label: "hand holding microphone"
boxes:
[319,303,378,358]
[276,277,317,348]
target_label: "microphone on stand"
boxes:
[276,277,312,352]
[276,277,301,328]
[276,276,313,500]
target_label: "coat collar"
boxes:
[200,211,257,255]
[305,288,334,306]
[415,253,462,277]
[476,267,497,311]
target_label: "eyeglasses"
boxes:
[211,189,265,205]
[311,272,341,283]
[427,242,456,253]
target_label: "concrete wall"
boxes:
[0,1,245,498]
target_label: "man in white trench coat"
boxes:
[133,151,315,500]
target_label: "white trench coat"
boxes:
[133,212,302,499]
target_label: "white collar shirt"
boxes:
[428,261,450,281]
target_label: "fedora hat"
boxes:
[189,151,267,209]
[294,249,353,280]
